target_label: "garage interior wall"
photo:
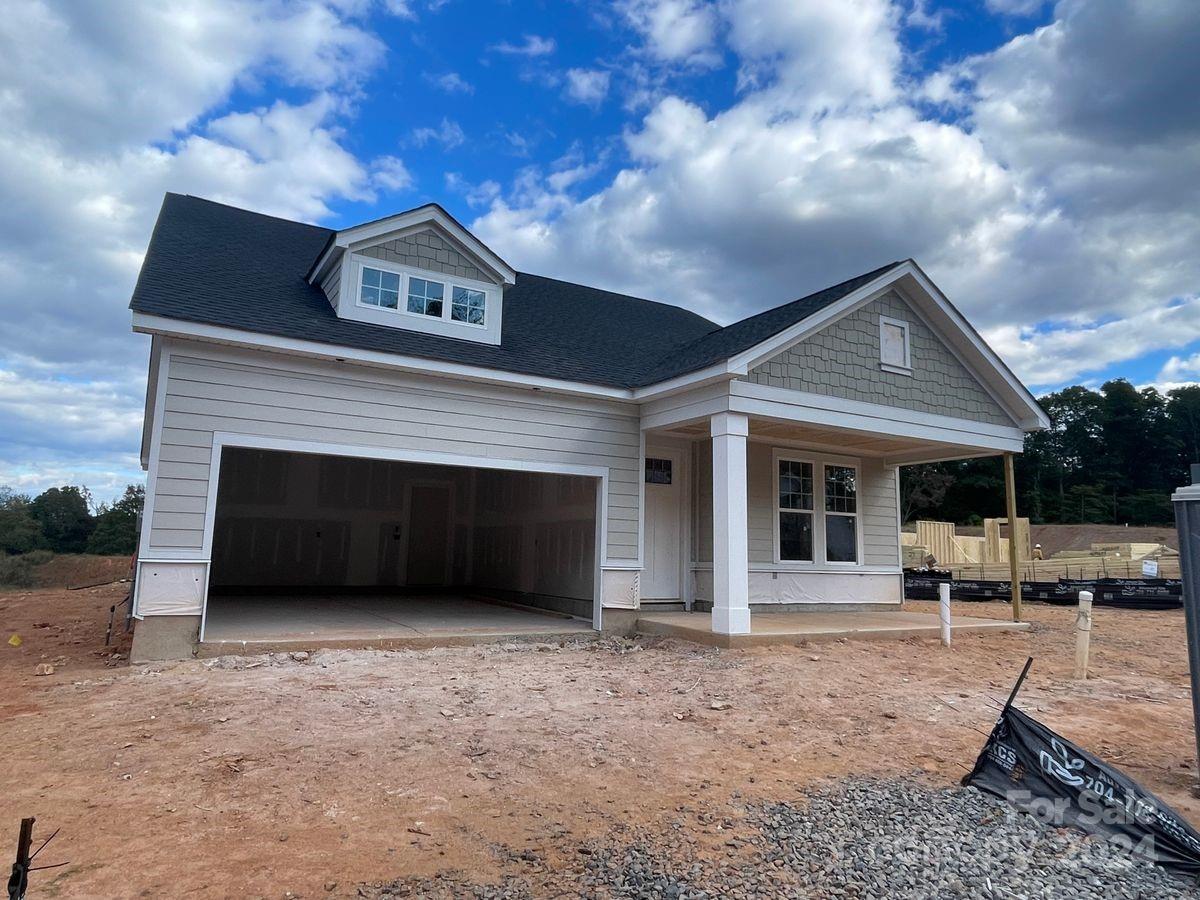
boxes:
[210,448,597,616]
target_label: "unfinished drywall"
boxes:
[209,447,600,619]
[469,467,597,616]
[210,449,473,588]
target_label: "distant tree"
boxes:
[29,486,95,553]
[0,487,45,555]
[1167,384,1200,480]
[86,485,144,555]
[900,465,955,523]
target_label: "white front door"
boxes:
[643,448,683,600]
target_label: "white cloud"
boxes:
[409,118,466,149]
[617,0,721,67]
[423,71,474,94]
[724,0,900,106]
[564,68,612,106]
[907,0,947,32]
[0,1,388,496]
[468,0,1200,392]
[372,156,415,191]
[491,34,556,57]
[985,0,1047,16]
[1157,353,1200,386]
[445,173,502,208]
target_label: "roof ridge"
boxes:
[631,260,905,385]
[171,193,334,232]
[716,260,903,335]
[518,271,720,327]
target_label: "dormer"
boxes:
[307,204,516,346]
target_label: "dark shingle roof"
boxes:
[130,194,901,389]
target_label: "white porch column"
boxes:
[711,411,750,635]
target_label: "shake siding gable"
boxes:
[147,341,642,562]
[744,290,1014,427]
[358,226,492,282]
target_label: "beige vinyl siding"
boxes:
[148,341,642,561]
[860,459,900,567]
[693,441,898,568]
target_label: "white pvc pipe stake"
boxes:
[1075,590,1094,680]
[939,582,952,647]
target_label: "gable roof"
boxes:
[307,201,517,286]
[635,261,904,386]
[129,194,1030,425]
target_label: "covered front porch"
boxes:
[640,377,1030,637]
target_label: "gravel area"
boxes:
[362,778,1200,899]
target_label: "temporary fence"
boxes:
[904,571,1182,610]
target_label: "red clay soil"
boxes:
[29,553,133,589]
[1,584,1197,899]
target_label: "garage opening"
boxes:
[203,447,599,645]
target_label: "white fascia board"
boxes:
[628,267,922,404]
[728,381,1026,453]
[630,362,737,401]
[139,334,162,470]
[727,269,910,375]
[900,262,1050,431]
[131,313,633,402]
[641,394,733,432]
[881,447,1003,467]
[316,205,516,285]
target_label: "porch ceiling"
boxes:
[656,417,1002,464]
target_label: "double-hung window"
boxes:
[777,459,814,562]
[451,286,486,325]
[776,456,859,565]
[823,464,858,563]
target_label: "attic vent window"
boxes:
[879,315,912,375]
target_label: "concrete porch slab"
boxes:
[635,609,1030,648]
[198,594,595,657]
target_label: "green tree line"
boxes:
[0,484,144,556]
[903,379,1200,526]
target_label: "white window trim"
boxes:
[342,253,503,346]
[357,263,490,330]
[772,448,864,568]
[879,314,912,376]
[774,454,816,565]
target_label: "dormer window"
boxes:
[359,267,400,310]
[312,207,513,347]
[452,286,486,325]
[407,277,444,318]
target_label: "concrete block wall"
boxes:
[360,227,488,282]
[744,290,1012,426]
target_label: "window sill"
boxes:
[880,362,913,376]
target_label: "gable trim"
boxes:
[308,204,516,286]
[724,261,1047,431]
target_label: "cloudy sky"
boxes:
[1,0,1197,502]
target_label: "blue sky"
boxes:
[1,0,1198,502]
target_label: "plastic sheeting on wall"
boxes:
[136,562,206,616]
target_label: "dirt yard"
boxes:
[1,583,1197,898]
